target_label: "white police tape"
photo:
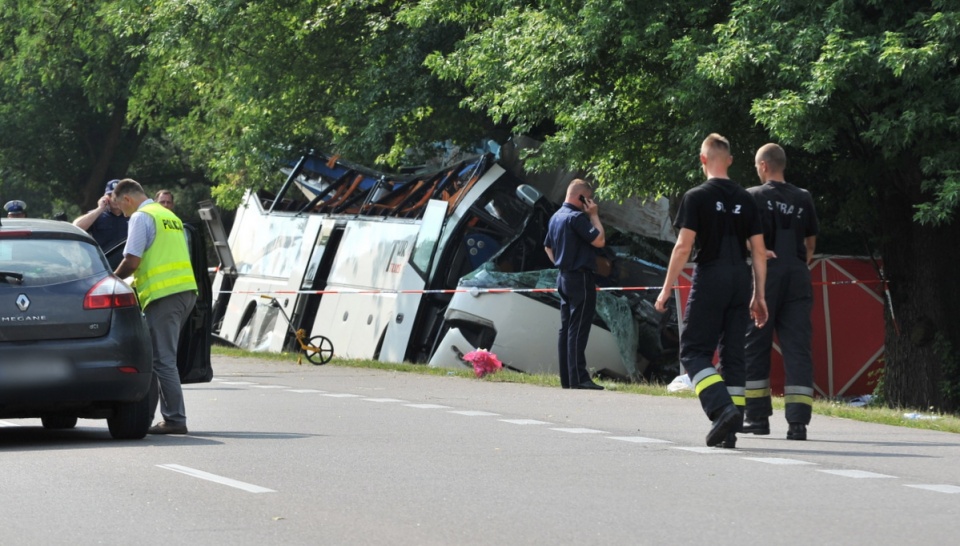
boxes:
[220,279,884,297]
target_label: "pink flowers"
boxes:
[462,349,503,378]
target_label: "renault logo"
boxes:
[16,294,30,312]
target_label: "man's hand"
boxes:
[97,195,111,212]
[750,296,768,328]
[582,196,599,216]
[655,289,671,313]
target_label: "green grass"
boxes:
[212,346,960,434]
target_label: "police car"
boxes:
[0,218,212,439]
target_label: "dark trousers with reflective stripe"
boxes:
[681,262,752,419]
[557,269,597,388]
[744,260,814,424]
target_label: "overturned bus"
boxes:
[204,152,679,383]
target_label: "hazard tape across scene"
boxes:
[223,279,885,297]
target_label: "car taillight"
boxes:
[84,277,139,309]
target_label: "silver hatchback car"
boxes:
[0,218,154,439]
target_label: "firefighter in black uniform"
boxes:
[742,143,819,441]
[655,133,768,448]
[544,179,606,390]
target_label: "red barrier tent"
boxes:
[675,256,885,398]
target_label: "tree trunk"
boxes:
[879,171,960,412]
[81,100,129,209]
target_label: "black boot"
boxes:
[787,423,807,441]
[742,417,770,435]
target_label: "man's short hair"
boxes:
[756,143,787,172]
[701,133,731,158]
[567,178,593,197]
[112,179,146,199]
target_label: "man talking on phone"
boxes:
[544,179,606,390]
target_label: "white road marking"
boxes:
[157,464,275,493]
[672,447,737,454]
[608,436,673,444]
[218,381,255,385]
[363,398,406,403]
[404,404,452,409]
[904,484,960,494]
[818,469,896,479]
[0,420,21,427]
[322,393,363,398]
[449,410,500,417]
[251,385,288,389]
[550,427,608,434]
[287,389,326,393]
[500,419,552,425]
[744,457,817,466]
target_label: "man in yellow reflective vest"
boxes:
[113,179,198,435]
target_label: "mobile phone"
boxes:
[579,195,587,206]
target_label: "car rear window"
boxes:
[0,238,108,285]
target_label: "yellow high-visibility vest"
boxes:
[134,203,197,310]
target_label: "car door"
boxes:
[102,223,213,383]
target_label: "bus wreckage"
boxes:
[203,151,680,382]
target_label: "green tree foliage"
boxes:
[0,0,209,216]
[125,0,490,206]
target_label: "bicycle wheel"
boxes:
[304,335,334,365]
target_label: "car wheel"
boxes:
[107,394,153,440]
[41,415,78,429]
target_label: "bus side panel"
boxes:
[308,219,422,360]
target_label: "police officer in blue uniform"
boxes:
[73,179,130,250]
[656,133,768,448]
[742,143,819,441]
[4,200,27,218]
[544,179,606,390]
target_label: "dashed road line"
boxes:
[157,464,275,493]
[550,427,608,434]
[818,469,896,479]
[202,379,960,497]
[672,447,736,454]
[500,419,552,425]
[608,436,673,444]
[0,420,20,427]
[904,484,960,494]
[744,457,817,466]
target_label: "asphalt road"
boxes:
[2,355,959,545]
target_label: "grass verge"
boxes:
[212,346,960,434]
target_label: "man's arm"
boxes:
[748,233,768,328]
[544,246,555,264]
[804,235,816,265]
[655,228,695,313]
[73,195,111,231]
[114,255,141,280]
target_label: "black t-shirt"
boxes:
[674,178,762,264]
[748,181,819,262]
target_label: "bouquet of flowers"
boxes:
[462,348,503,378]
